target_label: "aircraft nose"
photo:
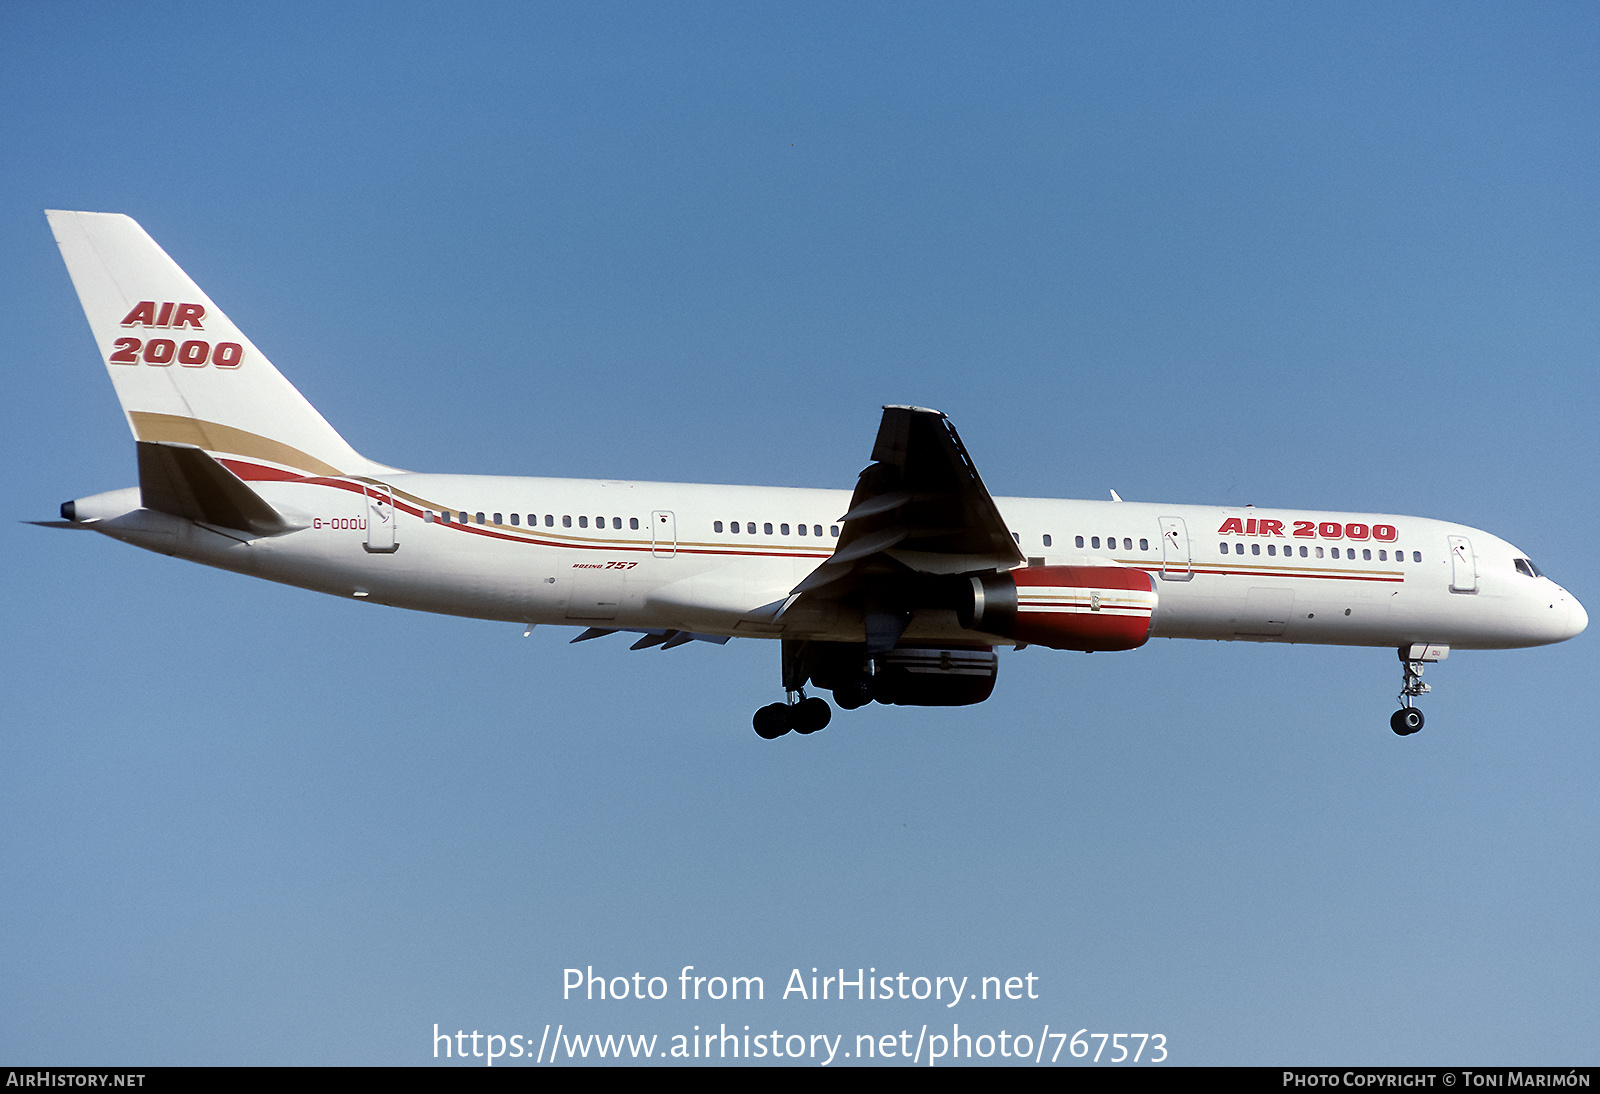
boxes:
[1567,594,1589,640]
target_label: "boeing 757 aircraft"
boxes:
[39,211,1587,739]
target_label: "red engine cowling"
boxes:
[958,565,1158,651]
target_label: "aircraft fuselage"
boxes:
[73,474,1585,653]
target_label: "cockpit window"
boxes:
[1514,558,1543,579]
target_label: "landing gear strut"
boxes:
[753,689,833,739]
[1391,645,1443,736]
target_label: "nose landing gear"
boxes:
[1391,644,1446,736]
[753,690,833,739]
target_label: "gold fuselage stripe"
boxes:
[129,412,346,478]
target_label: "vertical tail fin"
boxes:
[46,210,392,480]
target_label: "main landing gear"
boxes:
[752,690,833,739]
[1390,645,1441,736]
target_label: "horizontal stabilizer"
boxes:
[137,441,290,535]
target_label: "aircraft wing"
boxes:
[791,406,1023,602]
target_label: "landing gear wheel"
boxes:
[753,703,792,739]
[834,680,872,710]
[792,697,832,734]
[1390,707,1424,736]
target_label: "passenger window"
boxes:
[1413,551,1421,563]
[579,516,588,528]
[511,514,520,526]
[493,513,502,525]
[1363,549,1372,561]
[563,515,572,528]
[425,510,435,523]
[780,523,790,535]
[1299,546,1307,558]
[476,512,485,525]
[1042,534,1052,547]
[630,517,639,530]
[830,526,839,537]
[1251,543,1260,556]
[1377,549,1385,561]
[814,525,823,537]
[545,515,554,527]
[1012,532,1020,544]
[1219,542,1229,554]
[764,522,774,535]
[1139,538,1149,551]
[1091,537,1100,549]
[1075,536,1085,548]
[1315,547,1323,558]
[1235,542,1244,553]
[595,516,604,527]
[797,523,807,536]
[1267,544,1276,556]
[714,521,723,533]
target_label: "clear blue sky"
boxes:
[2,1,1596,1066]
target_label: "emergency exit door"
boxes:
[651,510,676,558]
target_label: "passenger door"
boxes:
[1448,535,1477,593]
[1158,517,1192,581]
[364,485,398,553]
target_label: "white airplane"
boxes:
[40,211,1587,739]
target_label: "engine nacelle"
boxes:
[959,565,1158,652]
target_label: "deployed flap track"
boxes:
[569,627,732,649]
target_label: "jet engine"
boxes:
[957,565,1158,651]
